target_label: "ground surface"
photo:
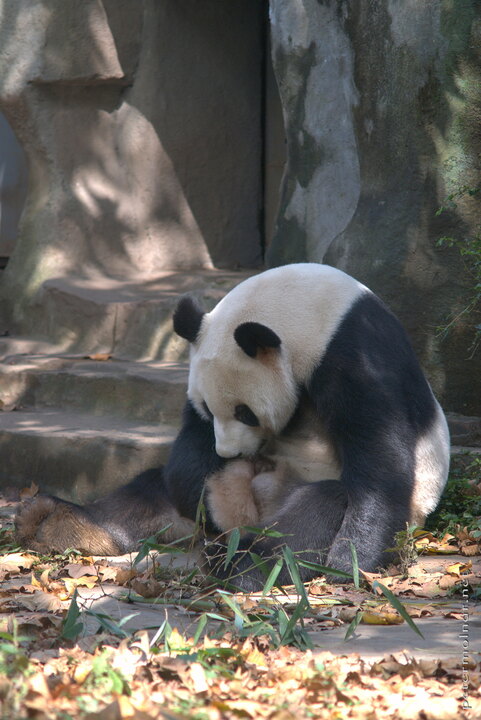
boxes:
[0,493,480,719]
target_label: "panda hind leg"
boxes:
[15,495,122,556]
[15,468,196,556]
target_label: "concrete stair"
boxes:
[0,346,189,502]
[0,408,178,503]
[0,353,189,424]
[1,268,480,505]
[17,270,252,361]
[0,269,255,502]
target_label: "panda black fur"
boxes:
[14,264,450,589]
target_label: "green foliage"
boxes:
[0,527,20,555]
[84,650,130,696]
[61,589,84,641]
[391,523,423,574]
[426,454,481,535]
[0,621,31,677]
[371,581,424,639]
[435,184,481,354]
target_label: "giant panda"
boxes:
[15,263,450,589]
[166,262,450,585]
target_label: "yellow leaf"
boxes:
[240,640,268,667]
[425,544,458,555]
[86,353,112,361]
[446,560,472,576]
[361,610,404,626]
[31,573,43,589]
[168,627,188,652]
[64,576,99,596]
[73,660,93,684]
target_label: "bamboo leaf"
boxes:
[295,558,353,579]
[193,614,208,645]
[344,610,363,640]
[61,589,83,640]
[281,546,308,604]
[262,557,284,596]
[349,541,360,589]
[372,581,424,638]
[224,528,241,570]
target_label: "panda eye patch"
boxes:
[234,404,260,427]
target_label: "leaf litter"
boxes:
[0,492,479,719]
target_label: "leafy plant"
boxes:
[391,523,425,574]
[426,454,481,535]
[435,184,481,354]
[84,650,130,695]
[0,621,31,676]
[61,589,84,641]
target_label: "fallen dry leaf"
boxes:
[445,560,473,576]
[114,568,139,585]
[97,566,119,582]
[189,662,209,693]
[0,552,37,573]
[129,576,163,598]
[64,563,99,579]
[460,543,480,556]
[16,589,65,613]
[85,353,112,361]
[361,610,404,626]
[63,576,99,596]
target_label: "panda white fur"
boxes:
[167,263,450,586]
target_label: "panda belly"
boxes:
[264,396,341,483]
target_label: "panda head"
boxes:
[173,295,298,458]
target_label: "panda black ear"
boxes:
[234,322,281,358]
[173,296,205,343]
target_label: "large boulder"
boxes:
[0,0,263,337]
[268,0,481,415]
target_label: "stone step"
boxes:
[13,269,253,361]
[0,348,189,424]
[1,406,477,508]
[0,408,177,503]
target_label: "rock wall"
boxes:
[1,0,479,414]
[0,0,263,334]
[268,0,481,415]
[0,113,28,258]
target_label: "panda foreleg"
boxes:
[205,457,286,534]
[164,400,226,530]
[205,460,261,533]
[320,442,412,572]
